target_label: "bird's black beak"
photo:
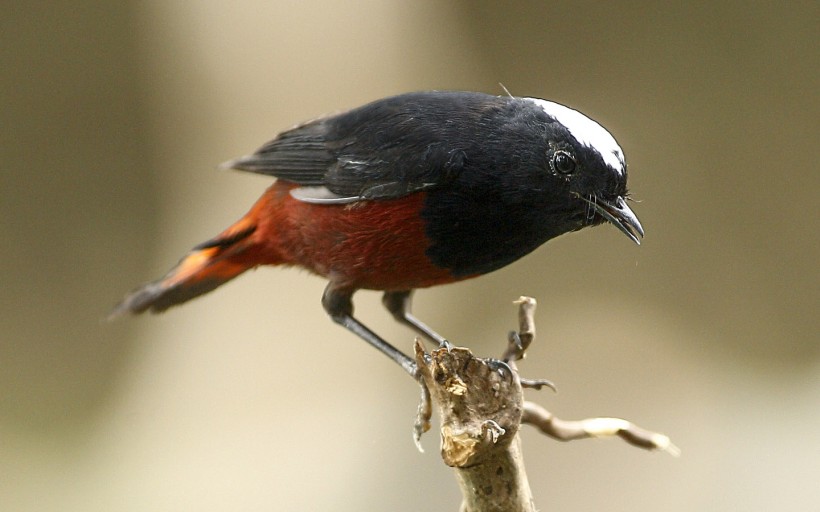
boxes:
[578,195,644,245]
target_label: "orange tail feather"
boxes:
[111,218,259,317]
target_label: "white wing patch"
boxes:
[527,98,625,176]
[290,186,360,204]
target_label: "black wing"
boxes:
[223,91,515,201]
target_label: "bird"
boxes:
[111,91,643,376]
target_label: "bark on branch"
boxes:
[413,297,678,512]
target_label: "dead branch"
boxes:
[413,296,677,512]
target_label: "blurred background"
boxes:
[2,1,818,510]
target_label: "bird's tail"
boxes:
[110,214,262,318]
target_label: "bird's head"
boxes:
[527,98,644,245]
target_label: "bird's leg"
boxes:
[322,284,417,377]
[384,290,516,382]
[382,290,451,349]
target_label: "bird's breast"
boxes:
[420,187,573,276]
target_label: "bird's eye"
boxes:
[551,151,576,175]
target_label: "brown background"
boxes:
[2,1,818,510]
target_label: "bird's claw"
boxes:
[504,331,524,362]
[520,377,557,392]
[486,358,515,382]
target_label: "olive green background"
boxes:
[2,1,817,510]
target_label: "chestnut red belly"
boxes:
[249,181,461,291]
